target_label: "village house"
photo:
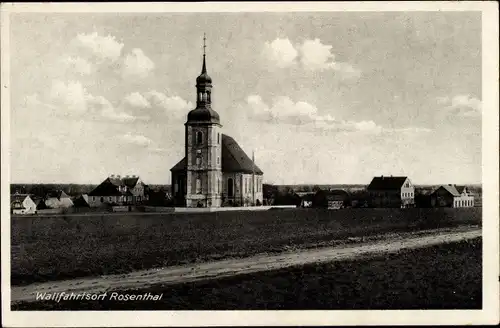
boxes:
[430,184,475,208]
[10,193,37,215]
[170,38,264,208]
[312,189,351,209]
[297,192,314,208]
[87,175,148,208]
[44,190,74,209]
[367,176,415,208]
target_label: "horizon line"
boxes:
[9,181,483,186]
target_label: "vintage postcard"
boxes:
[1,1,499,326]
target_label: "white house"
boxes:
[11,194,37,214]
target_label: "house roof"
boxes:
[367,176,408,190]
[88,177,136,196]
[46,190,70,199]
[170,134,263,175]
[434,184,461,197]
[10,194,30,204]
[73,195,90,207]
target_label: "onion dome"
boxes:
[187,107,220,124]
[196,55,212,85]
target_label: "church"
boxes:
[170,38,264,208]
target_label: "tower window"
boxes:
[196,178,202,194]
[196,150,202,164]
[196,131,203,145]
[217,156,220,165]
[217,133,220,144]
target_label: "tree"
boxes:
[312,185,322,193]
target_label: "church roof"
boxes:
[170,134,263,175]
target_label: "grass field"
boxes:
[12,238,482,310]
[11,207,481,286]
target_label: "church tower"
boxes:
[185,34,223,208]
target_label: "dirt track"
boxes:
[11,226,481,304]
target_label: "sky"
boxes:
[8,11,482,185]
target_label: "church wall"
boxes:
[222,172,263,206]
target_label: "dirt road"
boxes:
[11,227,481,304]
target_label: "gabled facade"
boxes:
[11,193,37,214]
[367,176,415,208]
[170,37,264,208]
[87,175,148,207]
[430,184,475,208]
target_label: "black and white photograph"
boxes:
[1,2,499,326]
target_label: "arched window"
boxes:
[227,178,234,197]
[196,131,203,145]
[217,156,220,165]
[217,133,220,144]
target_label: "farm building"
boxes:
[170,43,264,208]
[44,190,74,209]
[10,193,37,214]
[430,184,475,208]
[367,176,415,208]
[88,175,149,208]
[312,189,351,209]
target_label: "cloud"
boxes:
[262,38,298,68]
[61,56,92,76]
[145,90,193,116]
[49,80,90,114]
[73,32,124,62]
[123,48,155,78]
[124,92,151,109]
[244,95,430,135]
[120,133,153,147]
[29,80,143,123]
[87,95,138,123]
[438,94,482,117]
[262,37,361,77]
[298,38,337,70]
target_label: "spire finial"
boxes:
[201,33,207,74]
